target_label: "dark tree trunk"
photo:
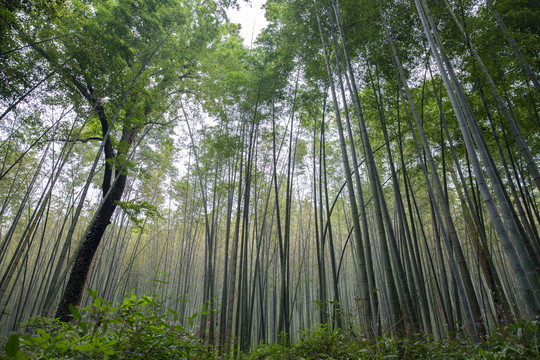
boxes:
[55,123,137,322]
[55,171,128,322]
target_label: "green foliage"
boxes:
[246,321,540,360]
[4,334,19,358]
[0,0,65,52]
[4,292,209,359]
[115,199,163,231]
[247,324,365,359]
[479,320,540,359]
[2,299,538,360]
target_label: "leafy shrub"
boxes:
[2,296,539,360]
[294,325,365,359]
[248,342,298,360]
[247,320,540,360]
[476,320,540,359]
[248,324,367,359]
[2,291,210,359]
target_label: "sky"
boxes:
[226,0,269,47]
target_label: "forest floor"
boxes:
[2,294,539,359]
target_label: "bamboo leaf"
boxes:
[5,334,19,358]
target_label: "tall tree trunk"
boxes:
[443,0,540,191]
[484,0,540,93]
[318,12,376,332]
[55,163,130,322]
[415,0,540,318]
[330,0,407,335]
[379,0,484,337]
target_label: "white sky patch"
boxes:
[227,0,268,47]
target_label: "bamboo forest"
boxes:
[0,0,539,358]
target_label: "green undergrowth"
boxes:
[249,321,539,359]
[2,292,207,360]
[1,293,538,359]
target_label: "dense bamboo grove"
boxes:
[0,0,539,352]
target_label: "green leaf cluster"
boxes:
[2,301,538,359]
[3,292,208,359]
[115,199,163,231]
[246,320,540,359]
